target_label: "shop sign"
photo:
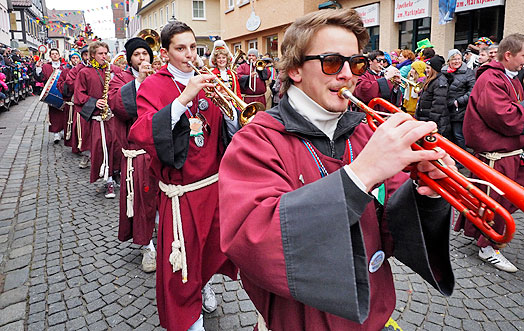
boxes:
[355,3,379,27]
[456,0,505,12]
[394,0,431,22]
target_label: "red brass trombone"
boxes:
[338,87,522,244]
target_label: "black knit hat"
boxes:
[427,55,445,73]
[124,37,153,64]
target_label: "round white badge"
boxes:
[368,250,385,273]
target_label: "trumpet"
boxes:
[338,87,523,244]
[187,61,265,126]
[396,76,423,93]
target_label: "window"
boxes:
[399,17,431,51]
[160,9,163,25]
[266,35,278,58]
[148,15,152,28]
[196,45,206,57]
[166,5,169,21]
[192,0,205,19]
[233,43,241,52]
[248,39,257,51]
[172,2,176,18]
[228,0,234,9]
[365,27,379,52]
[154,13,157,27]
[454,6,504,51]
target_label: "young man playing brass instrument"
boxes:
[219,8,456,330]
[128,21,238,331]
[74,41,121,198]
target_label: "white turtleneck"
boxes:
[51,61,60,69]
[287,85,367,193]
[505,68,518,79]
[287,85,342,140]
[131,67,141,91]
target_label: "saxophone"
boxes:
[100,61,112,121]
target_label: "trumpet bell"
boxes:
[240,102,266,126]
[138,29,161,52]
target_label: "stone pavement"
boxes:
[0,96,522,331]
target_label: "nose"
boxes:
[337,61,353,80]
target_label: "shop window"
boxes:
[454,6,504,52]
[233,43,241,52]
[248,39,258,51]
[266,35,278,58]
[399,17,431,52]
[197,45,206,57]
[365,26,379,52]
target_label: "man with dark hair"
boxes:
[354,49,403,107]
[36,48,67,143]
[237,48,270,107]
[108,37,159,273]
[128,21,238,331]
[219,8,455,330]
[421,47,436,61]
[457,33,524,273]
[74,41,121,198]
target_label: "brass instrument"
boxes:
[188,61,265,126]
[100,61,112,121]
[231,49,245,72]
[138,29,161,52]
[255,59,266,71]
[396,76,423,93]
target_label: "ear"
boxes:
[160,48,168,60]
[288,67,302,84]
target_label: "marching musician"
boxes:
[57,50,81,151]
[354,50,403,108]
[128,20,238,331]
[107,37,160,273]
[65,46,91,167]
[219,8,455,330]
[36,48,68,144]
[209,41,242,98]
[237,48,270,107]
[74,41,121,199]
[456,33,524,273]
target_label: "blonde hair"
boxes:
[278,9,369,95]
[212,48,231,66]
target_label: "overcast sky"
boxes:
[45,0,116,39]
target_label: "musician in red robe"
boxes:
[57,50,81,151]
[128,21,238,331]
[74,41,121,198]
[455,33,524,273]
[237,48,270,107]
[108,37,159,273]
[219,9,456,330]
[36,48,67,144]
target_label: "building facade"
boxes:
[46,9,84,57]
[220,0,522,58]
[9,0,48,53]
[137,0,221,56]
[0,0,10,46]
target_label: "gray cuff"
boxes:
[79,97,98,121]
[280,169,371,322]
[121,80,137,118]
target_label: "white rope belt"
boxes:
[158,173,219,283]
[478,149,523,196]
[122,148,146,218]
[76,112,82,149]
[92,115,110,181]
[65,102,74,140]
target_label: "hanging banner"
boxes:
[394,0,432,22]
[455,0,504,12]
[354,3,379,27]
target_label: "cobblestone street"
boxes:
[0,97,523,330]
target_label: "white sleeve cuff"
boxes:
[171,99,188,129]
[343,164,367,193]
[224,108,240,135]
[36,67,42,75]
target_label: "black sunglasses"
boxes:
[303,53,368,76]
[376,58,388,63]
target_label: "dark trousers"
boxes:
[451,121,466,150]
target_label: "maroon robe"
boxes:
[219,95,454,330]
[66,62,89,153]
[455,60,524,246]
[108,69,159,245]
[40,62,67,133]
[74,64,121,183]
[237,62,269,106]
[128,66,237,331]
[56,65,75,149]
[354,69,402,107]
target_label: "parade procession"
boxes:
[1,0,524,330]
